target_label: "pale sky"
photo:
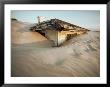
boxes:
[11,10,100,31]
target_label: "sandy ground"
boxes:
[11,20,100,77]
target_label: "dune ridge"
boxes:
[11,20,100,77]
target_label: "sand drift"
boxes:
[11,20,100,77]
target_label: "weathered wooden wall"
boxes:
[45,29,58,46]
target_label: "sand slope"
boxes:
[11,20,100,77]
[11,21,51,47]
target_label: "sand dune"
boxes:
[11,21,51,46]
[11,20,100,77]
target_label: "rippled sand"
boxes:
[11,20,100,77]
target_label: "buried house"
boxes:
[30,17,90,46]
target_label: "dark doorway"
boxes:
[66,33,77,40]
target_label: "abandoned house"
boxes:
[30,16,90,46]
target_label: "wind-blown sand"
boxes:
[11,20,100,77]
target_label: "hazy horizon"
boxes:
[11,10,100,31]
